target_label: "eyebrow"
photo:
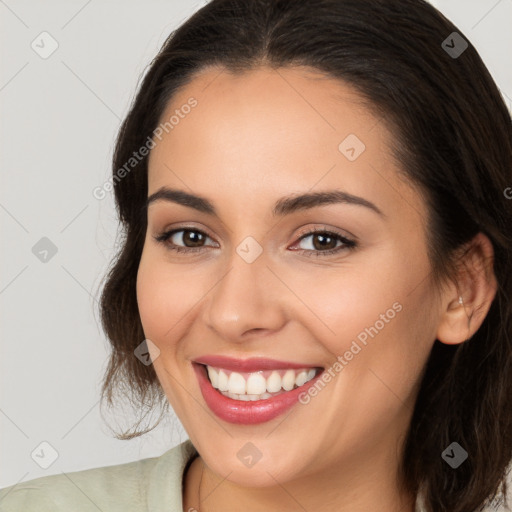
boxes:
[146,187,384,217]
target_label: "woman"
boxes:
[1,0,511,511]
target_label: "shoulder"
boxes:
[0,440,198,512]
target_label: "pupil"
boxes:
[314,234,335,250]
[185,230,204,247]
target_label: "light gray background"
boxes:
[1,0,511,501]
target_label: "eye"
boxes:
[153,226,357,257]
[291,228,357,257]
[153,228,217,253]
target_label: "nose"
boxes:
[202,251,287,344]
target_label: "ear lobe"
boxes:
[435,232,498,346]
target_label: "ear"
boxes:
[436,232,498,345]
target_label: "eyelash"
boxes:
[153,226,357,258]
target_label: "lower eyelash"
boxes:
[154,229,357,257]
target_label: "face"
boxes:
[136,65,440,487]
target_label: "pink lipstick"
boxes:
[193,357,324,424]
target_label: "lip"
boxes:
[193,355,319,372]
[193,362,324,425]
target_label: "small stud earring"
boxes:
[458,296,464,305]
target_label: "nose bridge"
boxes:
[203,243,286,341]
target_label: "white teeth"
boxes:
[207,366,218,388]
[224,392,270,401]
[228,372,246,394]
[217,370,229,391]
[295,370,308,387]
[266,371,282,393]
[205,365,319,400]
[282,369,296,391]
[246,373,267,394]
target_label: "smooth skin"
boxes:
[136,65,497,512]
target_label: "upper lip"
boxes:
[193,355,322,372]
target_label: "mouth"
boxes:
[192,356,325,424]
[204,365,319,401]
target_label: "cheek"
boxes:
[296,254,433,386]
[289,262,403,355]
[136,248,201,342]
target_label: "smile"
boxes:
[206,366,318,401]
[192,356,324,424]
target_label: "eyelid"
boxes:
[153,223,358,259]
[155,222,216,240]
[155,222,355,243]
[294,223,357,242]
[153,224,218,247]
[289,226,357,255]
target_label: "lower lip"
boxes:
[193,363,324,425]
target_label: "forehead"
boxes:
[147,65,423,223]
